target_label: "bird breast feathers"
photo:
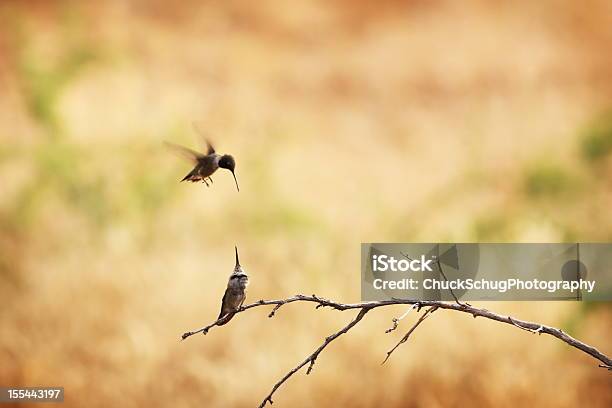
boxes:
[228,275,249,290]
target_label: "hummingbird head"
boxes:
[219,155,239,192]
[231,246,249,288]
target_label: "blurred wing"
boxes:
[192,122,215,155]
[205,139,215,155]
[164,142,204,163]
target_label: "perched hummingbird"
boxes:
[217,246,249,325]
[165,138,240,191]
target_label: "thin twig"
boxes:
[268,303,283,318]
[599,364,612,370]
[258,308,369,408]
[181,315,228,339]
[386,303,420,333]
[382,306,438,364]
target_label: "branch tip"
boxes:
[598,364,612,370]
[268,304,283,318]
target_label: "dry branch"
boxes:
[181,294,611,407]
[382,305,438,365]
[258,308,369,408]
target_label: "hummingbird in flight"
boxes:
[217,246,249,325]
[165,136,240,191]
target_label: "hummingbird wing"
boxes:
[205,140,215,155]
[164,142,205,163]
[192,122,216,155]
[217,288,234,325]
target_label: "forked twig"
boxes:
[382,306,438,365]
[385,303,420,333]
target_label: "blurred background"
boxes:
[0,0,611,406]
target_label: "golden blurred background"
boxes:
[0,0,611,406]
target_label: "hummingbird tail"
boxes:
[217,312,235,326]
[181,169,198,182]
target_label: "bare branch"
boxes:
[382,306,438,365]
[181,294,612,406]
[268,303,283,318]
[258,308,369,408]
[181,315,227,339]
[509,317,543,335]
[385,303,420,333]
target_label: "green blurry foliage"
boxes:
[123,148,178,221]
[581,111,612,162]
[1,8,176,236]
[523,162,573,198]
[19,48,95,135]
[17,34,97,137]
[30,141,108,226]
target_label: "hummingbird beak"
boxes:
[231,171,240,192]
[235,246,241,268]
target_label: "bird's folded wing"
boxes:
[218,288,230,320]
